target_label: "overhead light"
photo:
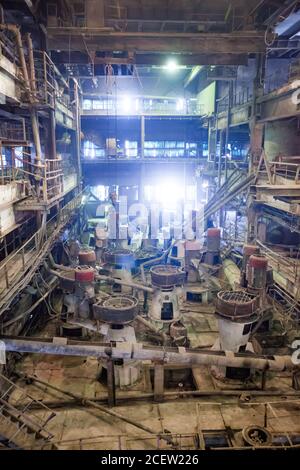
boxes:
[165,58,179,72]
[121,96,132,113]
[154,181,184,208]
[176,98,185,111]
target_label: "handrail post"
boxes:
[21,247,25,271]
[4,265,9,288]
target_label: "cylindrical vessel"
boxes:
[212,290,259,381]
[78,249,96,267]
[75,266,95,283]
[207,228,221,252]
[247,255,268,290]
[242,244,259,272]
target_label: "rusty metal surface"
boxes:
[150,265,185,288]
[216,290,259,319]
[93,295,139,324]
[78,249,96,266]
[59,270,76,292]
[103,249,134,267]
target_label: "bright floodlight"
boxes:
[121,96,131,113]
[166,58,179,72]
[176,98,185,111]
[155,182,184,208]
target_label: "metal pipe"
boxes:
[96,274,154,293]
[1,278,58,329]
[31,109,42,165]
[135,315,168,344]
[19,373,176,445]
[140,243,174,284]
[1,336,296,372]
[12,389,300,410]
[223,259,241,290]
[47,255,74,272]
[25,32,37,96]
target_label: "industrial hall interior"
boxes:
[1,0,300,452]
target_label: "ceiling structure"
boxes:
[2,1,299,63]
[1,0,299,81]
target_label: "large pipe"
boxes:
[96,274,154,294]
[140,243,174,284]
[25,33,37,96]
[135,315,168,344]
[19,373,176,446]
[0,336,296,372]
[47,255,74,272]
[223,259,241,290]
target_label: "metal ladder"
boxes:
[0,374,56,449]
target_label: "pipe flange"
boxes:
[150,265,185,288]
[78,249,96,265]
[93,295,139,324]
[242,425,272,447]
[103,249,134,267]
[216,290,259,321]
[75,266,95,283]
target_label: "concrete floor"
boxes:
[7,304,300,450]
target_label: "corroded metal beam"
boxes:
[47,30,266,55]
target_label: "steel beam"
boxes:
[52,52,248,66]
[47,31,265,55]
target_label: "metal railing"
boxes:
[269,161,300,184]
[0,191,83,295]
[33,51,56,108]
[43,158,64,201]
[0,151,64,203]
[0,119,27,143]
[257,240,300,280]
[0,373,55,446]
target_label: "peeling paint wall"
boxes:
[264,119,300,160]
[0,55,19,102]
[0,183,19,235]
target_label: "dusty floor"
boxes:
[6,303,300,450]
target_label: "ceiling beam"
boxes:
[51,52,249,66]
[47,30,265,54]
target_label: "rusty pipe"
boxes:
[25,32,37,96]
[18,373,177,446]
[96,274,154,293]
[0,336,297,372]
[140,242,174,284]
[135,315,168,344]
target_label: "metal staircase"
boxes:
[0,374,56,449]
